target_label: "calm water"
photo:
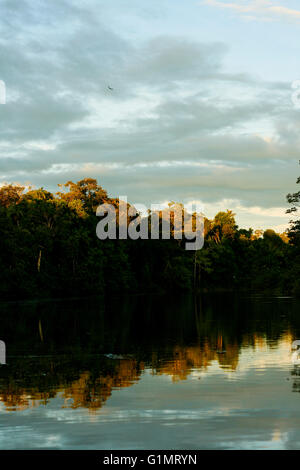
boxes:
[0,293,300,450]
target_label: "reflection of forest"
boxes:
[0,294,300,412]
[0,333,294,412]
[0,357,143,412]
[152,342,240,381]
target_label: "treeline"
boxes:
[0,175,299,299]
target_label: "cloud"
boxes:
[0,0,298,230]
[189,198,290,231]
[203,0,300,22]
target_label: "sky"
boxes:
[0,0,300,231]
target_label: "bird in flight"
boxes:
[107,85,114,91]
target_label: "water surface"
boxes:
[0,293,300,449]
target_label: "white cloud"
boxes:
[203,0,300,22]
[187,198,290,231]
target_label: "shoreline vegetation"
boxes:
[0,173,299,300]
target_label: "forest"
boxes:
[0,167,299,300]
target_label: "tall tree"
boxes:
[0,184,25,207]
[287,162,300,244]
[57,178,108,215]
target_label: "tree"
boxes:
[0,183,25,207]
[24,188,54,201]
[263,229,284,248]
[207,210,237,242]
[287,162,300,244]
[57,178,108,214]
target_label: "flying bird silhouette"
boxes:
[107,85,114,91]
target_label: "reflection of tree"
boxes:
[0,358,143,412]
[63,359,143,411]
[290,366,300,393]
[0,333,288,411]
[151,342,241,381]
[0,387,56,411]
[0,294,300,412]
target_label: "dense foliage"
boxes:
[0,172,299,300]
